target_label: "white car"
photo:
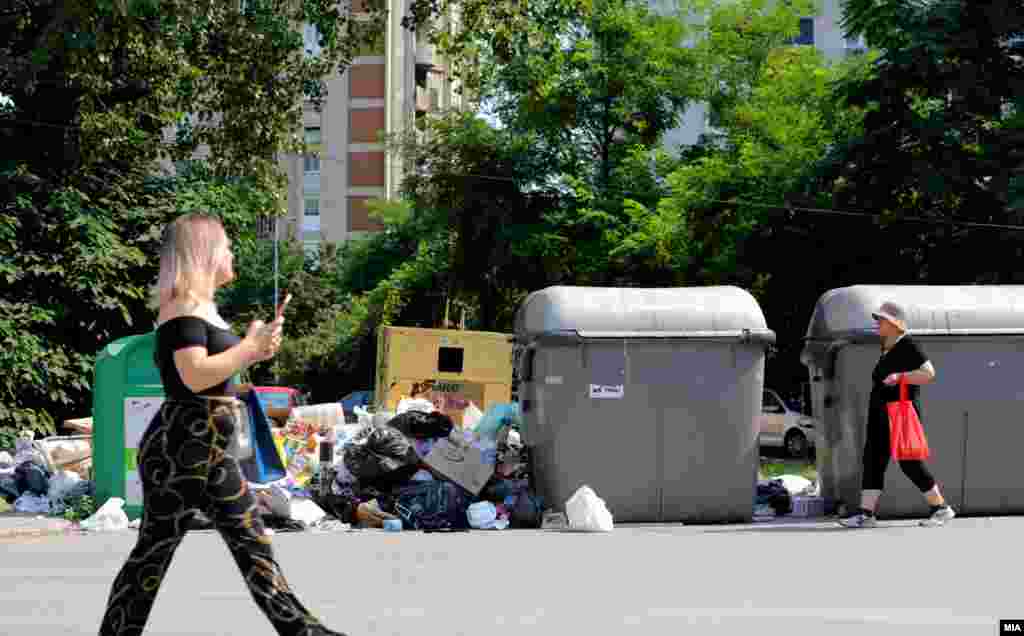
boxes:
[758,389,818,457]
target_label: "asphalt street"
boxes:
[2,517,1021,636]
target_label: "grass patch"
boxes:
[759,458,818,483]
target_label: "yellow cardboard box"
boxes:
[375,326,513,427]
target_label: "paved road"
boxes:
[2,517,1020,636]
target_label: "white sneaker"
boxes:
[919,506,955,527]
[838,512,877,528]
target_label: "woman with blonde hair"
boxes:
[838,301,956,529]
[99,214,346,636]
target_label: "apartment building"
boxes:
[278,0,465,255]
[162,1,464,254]
[661,0,866,149]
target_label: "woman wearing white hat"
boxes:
[839,301,956,528]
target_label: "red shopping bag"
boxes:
[887,376,930,461]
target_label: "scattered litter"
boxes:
[775,475,816,496]
[396,398,436,415]
[541,511,569,531]
[13,493,50,514]
[565,486,614,533]
[80,497,130,532]
[467,501,509,530]
[289,498,327,528]
[312,518,351,533]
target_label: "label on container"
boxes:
[589,384,624,399]
[123,397,164,507]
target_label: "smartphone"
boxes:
[275,292,292,321]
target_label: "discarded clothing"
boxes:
[380,481,471,531]
[13,492,50,514]
[16,461,50,496]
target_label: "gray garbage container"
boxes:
[514,286,775,523]
[801,284,1024,519]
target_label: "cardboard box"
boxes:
[375,326,513,427]
[423,437,494,496]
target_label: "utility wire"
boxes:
[6,116,1024,232]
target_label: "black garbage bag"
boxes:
[15,461,51,496]
[756,479,793,516]
[343,425,421,490]
[387,410,454,440]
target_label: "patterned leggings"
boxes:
[98,399,344,636]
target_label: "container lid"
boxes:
[804,285,1024,342]
[514,286,774,343]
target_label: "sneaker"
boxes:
[838,512,877,528]
[919,505,955,527]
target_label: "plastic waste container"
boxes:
[801,285,1024,519]
[514,286,775,523]
[93,332,165,520]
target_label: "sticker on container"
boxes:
[589,384,624,399]
[124,397,164,507]
[544,376,564,385]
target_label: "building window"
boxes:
[303,198,321,232]
[303,154,320,173]
[790,17,814,46]
[305,126,322,146]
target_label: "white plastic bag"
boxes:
[289,498,327,527]
[775,474,814,496]
[80,497,130,532]
[565,485,614,533]
[467,501,508,530]
[353,406,373,428]
[397,398,436,415]
[462,403,484,431]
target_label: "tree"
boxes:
[0,0,390,435]
[814,0,1024,284]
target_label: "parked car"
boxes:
[339,390,374,422]
[758,388,818,457]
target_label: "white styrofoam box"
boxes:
[790,496,825,518]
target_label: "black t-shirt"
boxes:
[155,316,241,400]
[869,335,929,409]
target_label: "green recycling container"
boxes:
[92,332,164,520]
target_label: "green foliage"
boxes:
[62,495,98,523]
[0,0,393,433]
[816,0,1024,283]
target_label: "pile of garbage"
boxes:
[253,397,614,534]
[263,398,544,532]
[0,430,95,519]
[754,475,822,518]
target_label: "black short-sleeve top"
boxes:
[155,316,241,400]
[869,335,929,411]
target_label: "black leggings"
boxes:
[862,404,936,493]
[98,399,343,636]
